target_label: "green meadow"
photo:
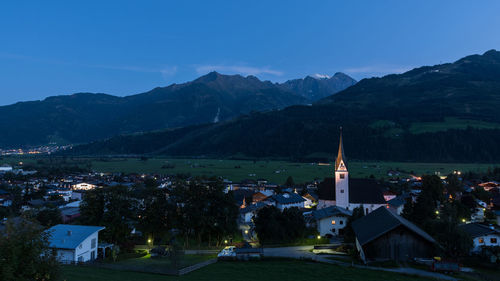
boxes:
[3,156,497,184]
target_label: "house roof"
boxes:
[352,207,436,246]
[240,202,267,214]
[318,178,386,204]
[271,193,306,204]
[388,196,406,208]
[312,206,352,220]
[46,224,104,250]
[458,223,499,238]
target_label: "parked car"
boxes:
[217,245,263,261]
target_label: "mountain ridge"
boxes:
[66,50,500,162]
[0,71,355,148]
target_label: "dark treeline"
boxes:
[79,177,239,249]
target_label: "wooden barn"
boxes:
[352,207,437,263]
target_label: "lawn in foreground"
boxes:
[60,259,430,281]
[113,253,215,270]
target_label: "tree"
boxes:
[343,206,365,243]
[80,186,135,246]
[0,218,59,281]
[431,202,472,258]
[35,207,62,227]
[284,176,295,187]
[137,186,169,242]
[254,206,306,245]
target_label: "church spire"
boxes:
[335,127,347,171]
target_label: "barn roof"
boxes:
[352,207,436,246]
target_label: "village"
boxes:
[1,133,499,281]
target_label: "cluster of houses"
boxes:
[1,132,500,265]
[233,132,500,263]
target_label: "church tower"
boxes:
[335,128,349,209]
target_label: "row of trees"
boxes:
[79,177,239,248]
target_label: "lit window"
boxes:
[478,238,484,243]
[331,220,336,225]
[340,174,345,179]
[491,238,497,244]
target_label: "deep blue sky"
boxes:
[1,1,499,105]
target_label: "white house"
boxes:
[239,202,267,223]
[270,193,305,211]
[0,164,13,172]
[46,224,105,263]
[459,223,500,253]
[311,206,352,236]
[72,182,97,190]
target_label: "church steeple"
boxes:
[335,127,347,171]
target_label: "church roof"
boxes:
[318,178,386,204]
[335,128,347,171]
[352,207,436,246]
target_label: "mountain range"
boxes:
[0,72,355,148]
[67,50,500,162]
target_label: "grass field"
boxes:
[2,155,498,184]
[60,260,431,281]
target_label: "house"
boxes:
[72,182,97,190]
[0,164,13,172]
[311,206,352,236]
[458,223,500,253]
[46,224,105,263]
[387,195,407,215]
[317,130,386,214]
[383,191,397,202]
[60,207,81,223]
[270,193,305,210]
[352,207,437,263]
[302,192,319,208]
[252,190,273,203]
[240,202,267,223]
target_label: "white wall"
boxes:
[56,249,74,263]
[74,231,99,262]
[277,202,303,211]
[348,203,385,214]
[472,234,500,252]
[317,216,347,236]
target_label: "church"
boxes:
[317,129,386,214]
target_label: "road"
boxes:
[263,246,457,281]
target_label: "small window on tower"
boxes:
[340,189,344,193]
[331,220,336,225]
[340,174,345,179]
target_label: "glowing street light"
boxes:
[317,235,321,240]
